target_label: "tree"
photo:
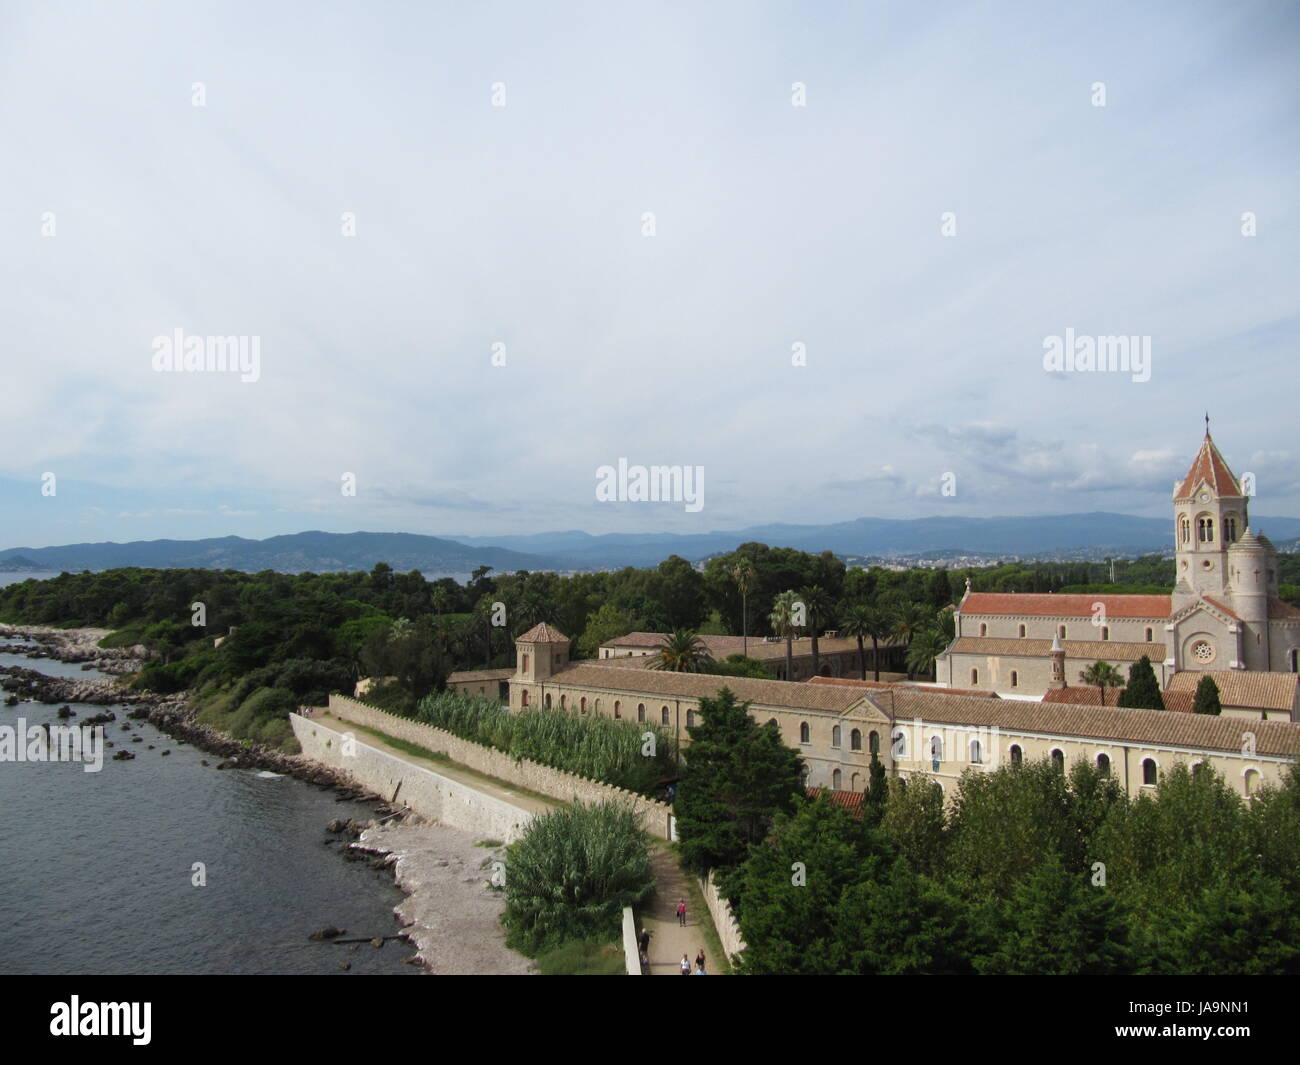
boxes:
[1079,660,1124,706]
[651,555,707,630]
[863,752,889,828]
[973,854,1134,975]
[577,602,636,658]
[926,568,953,609]
[905,628,948,681]
[649,629,715,673]
[730,562,756,657]
[674,688,804,874]
[710,653,770,679]
[798,585,834,677]
[731,796,868,975]
[1193,674,1222,716]
[769,590,802,680]
[891,602,933,679]
[840,602,894,681]
[1117,655,1165,710]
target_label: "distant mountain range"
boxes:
[3,513,1299,576]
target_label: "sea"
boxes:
[0,574,418,975]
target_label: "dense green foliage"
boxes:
[501,802,654,955]
[731,761,1300,975]
[674,688,805,875]
[1193,674,1223,716]
[1117,656,1165,710]
[412,692,675,796]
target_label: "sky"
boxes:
[2,0,1298,549]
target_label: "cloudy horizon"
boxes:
[3,1,1297,550]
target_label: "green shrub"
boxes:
[502,802,654,955]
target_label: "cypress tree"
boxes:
[863,751,889,827]
[1118,655,1165,710]
[1193,675,1223,716]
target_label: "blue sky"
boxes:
[2,0,1297,549]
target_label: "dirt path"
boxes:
[640,845,713,976]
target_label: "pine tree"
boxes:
[1118,655,1165,710]
[1193,674,1222,716]
[863,752,889,828]
[674,687,804,874]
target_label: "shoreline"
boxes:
[1,622,534,975]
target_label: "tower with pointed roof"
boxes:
[514,622,570,684]
[1171,425,1249,612]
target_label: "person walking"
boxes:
[695,947,705,972]
[676,898,687,926]
[680,953,691,976]
[638,928,650,965]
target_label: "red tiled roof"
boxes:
[1165,670,1299,712]
[809,675,999,698]
[1041,686,1195,713]
[1174,433,1242,499]
[1270,597,1300,620]
[1203,596,1241,621]
[960,593,1170,618]
[807,787,865,819]
[516,623,569,644]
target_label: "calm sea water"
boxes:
[0,630,418,975]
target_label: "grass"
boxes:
[534,938,627,976]
[475,839,504,848]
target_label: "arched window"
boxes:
[1058,625,1067,639]
[613,700,621,718]
[637,703,646,722]
[766,717,778,729]
[850,772,860,791]
[869,730,880,756]
[1010,671,1018,688]
[1142,758,1157,786]
[930,735,944,762]
[979,623,988,637]
[1096,752,1110,776]
[1010,744,1022,766]
[1225,515,1238,542]
[1144,627,1153,641]
[686,710,695,728]
[1244,769,1260,796]
[521,690,530,708]
[970,668,979,685]
[850,729,862,751]
[1101,626,1110,641]
[559,694,567,709]
[1180,516,1190,544]
[594,699,601,714]
[579,697,586,713]
[1018,624,1026,638]
[521,653,530,673]
[1198,517,1214,543]
[832,725,842,748]
[832,769,842,790]
[970,739,982,764]
[1050,749,1065,773]
[891,728,908,759]
[800,764,810,785]
[1192,761,1208,777]
[799,722,810,744]
[661,706,670,726]
[544,693,552,709]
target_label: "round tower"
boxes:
[1227,529,1273,671]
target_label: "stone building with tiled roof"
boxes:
[934,430,1300,716]
[597,630,907,681]
[505,623,1300,801]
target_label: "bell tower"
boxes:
[1171,421,1248,611]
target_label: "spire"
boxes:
[1173,427,1242,499]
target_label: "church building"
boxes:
[934,430,1300,716]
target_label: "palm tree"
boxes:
[906,629,948,682]
[731,562,757,657]
[799,585,835,677]
[650,629,715,673]
[1079,660,1125,706]
[891,603,934,679]
[839,603,895,681]
[769,590,802,681]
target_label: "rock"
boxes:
[56,706,75,718]
[161,750,170,756]
[338,961,350,971]
[369,938,383,948]
[215,760,237,770]
[401,954,422,966]
[112,750,135,761]
[3,695,17,707]
[131,736,142,743]
[200,760,209,766]
[309,926,346,941]
[326,819,347,833]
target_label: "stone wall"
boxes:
[327,694,674,840]
[621,907,640,976]
[290,714,534,841]
[700,869,746,963]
